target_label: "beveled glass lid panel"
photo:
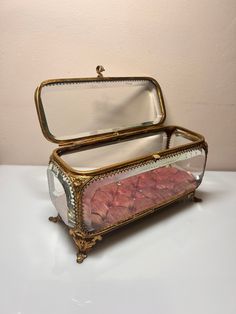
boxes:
[37,77,165,143]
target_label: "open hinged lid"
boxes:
[35,66,166,145]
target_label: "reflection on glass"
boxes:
[47,168,69,225]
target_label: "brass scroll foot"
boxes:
[191,192,202,203]
[49,215,62,223]
[193,196,202,202]
[69,229,102,264]
[77,252,87,264]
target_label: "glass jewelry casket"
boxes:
[35,66,208,263]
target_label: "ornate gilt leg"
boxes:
[69,229,102,264]
[193,195,202,202]
[191,191,202,203]
[49,214,62,223]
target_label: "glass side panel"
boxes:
[61,132,168,171]
[173,151,206,182]
[47,163,76,227]
[47,168,69,225]
[82,148,206,232]
[168,130,195,148]
[40,79,164,141]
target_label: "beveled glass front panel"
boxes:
[82,148,206,232]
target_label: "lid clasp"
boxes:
[96,65,105,78]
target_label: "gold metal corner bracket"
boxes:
[69,229,102,264]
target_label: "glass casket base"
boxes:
[83,166,198,232]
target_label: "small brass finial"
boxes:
[96,65,105,78]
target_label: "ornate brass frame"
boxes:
[35,66,208,264]
[35,74,166,146]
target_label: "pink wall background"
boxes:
[0,0,235,170]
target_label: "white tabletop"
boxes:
[0,166,236,314]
